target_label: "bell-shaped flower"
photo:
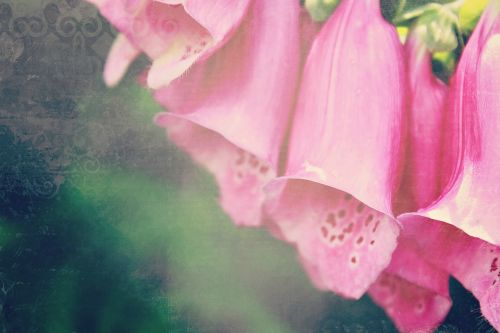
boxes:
[415,0,500,245]
[154,0,306,227]
[87,0,250,88]
[398,35,500,333]
[368,26,452,333]
[396,5,500,328]
[264,0,407,299]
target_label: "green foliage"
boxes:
[71,170,298,333]
[305,0,339,22]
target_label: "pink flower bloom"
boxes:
[367,26,452,333]
[154,0,305,226]
[393,4,500,329]
[87,0,250,88]
[397,31,500,332]
[414,0,500,245]
[264,0,406,299]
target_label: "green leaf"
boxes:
[459,0,489,33]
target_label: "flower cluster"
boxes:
[89,0,500,331]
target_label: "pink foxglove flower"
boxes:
[393,3,500,329]
[398,30,500,331]
[367,27,452,333]
[264,0,407,299]
[154,0,305,227]
[414,0,500,245]
[87,0,250,88]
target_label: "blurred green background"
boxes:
[0,0,495,332]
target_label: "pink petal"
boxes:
[369,239,451,332]
[98,1,208,58]
[175,0,250,47]
[155,0,183,4]
[147,0,252,88]
[156,117,275,227]
[154,0,302,226]
[416,3,500,244]
[395,28,448,214]
[103,34,141,87]
[264,180,399,299]
[400,216,500,330]
[91,0,250,87]
[281,0,407,217]
[155,0,301,165]
[369,270,451,333]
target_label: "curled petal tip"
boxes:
[147,56,193,90]
[103,34,140,87]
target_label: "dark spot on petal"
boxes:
[356,236,364,244]
[356,203,364,213]
[493,280,497,286]
[326,213,336,227]
[338,234,344,241]
[321,226,328,238]
[236,151,245,165]
[343,223,354,234]
[249,155,259,168]
[338,210,346,218]
[365,214,373,226]
[330,235,336,242]
[370,240,375,245]
[372,220,380,233]
[491,257,498,272]
[344,193,352,201]
[351,256,357,264]
[259,166,269,174]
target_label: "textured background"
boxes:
[0,0,492,332]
